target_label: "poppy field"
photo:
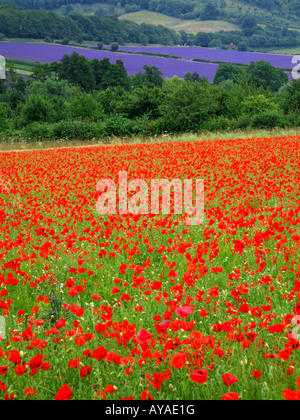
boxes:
[0,135,300,401]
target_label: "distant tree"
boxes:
[67,89,99,121]
[238,41,248,51]
[76,35,84,45]
[246,60,288,92]
[241,94,278,115]
[241,15,257,29]
[57,52,95,92]
[280,79,300,113]
[91,58,129,90]
[21,94,56,124]
[195,32,211,48]
[184,72,202,83]
[111,43,119,52]
[208,39,223,49]
[139,34,149,46]
[201,3,219,20]
[159,78,218,132]
[134,65,164,89]
[213,63,243,85]
[0,102,11,131]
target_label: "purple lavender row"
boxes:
[117,46,295,69]
[0,42,218,81]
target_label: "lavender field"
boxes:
[0,42,218,81]
[118,46,295,69]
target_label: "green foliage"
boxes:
[214,63,243,85]
[279,79,300,113]
[132,65,163,89]
[0,102,11,131]
[246,61,289,92]
[241,95,278,115]
[57,52,95,92]
[26,79,74,99]
[21,94,57,125]
[250,110,286,128]
[1,53,299,141]
[158,78,219,132]
[0,4,180,45]
[215,61,288,93]
[111,42,119,52]
[67,89,103,121]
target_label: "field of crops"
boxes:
[0,41,294,81]
[0,42,218,81]
[118,46,295,69]
[119,11,240,34]
[0,135,300,400]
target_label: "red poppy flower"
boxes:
[222,392,240,400]
[54,384,73,401]
[0,366,8,375]
[29,354,43,370]
[171,353,186,369]
[105,385,116,393]
[80,366,92,378]
[190,370,208,384]
[175,306,194,319]
[283,388,300,400]
[92,346,107,361]
[24,388,37,398]
[222,373,239,387]
[136,329,153,345]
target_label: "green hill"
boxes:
[119,11,240,34]
[4,0,300,30]
[1,0,300,51]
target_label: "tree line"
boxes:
[0,4,300,50]
[0,4,180,45]
[0,52,299,140]
[4,0,300,19]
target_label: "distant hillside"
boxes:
[3,0,300,29]
[1,1,300,51]
[119,11,240,34]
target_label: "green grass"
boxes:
[1,127,299,152]
[264,48,300,55]
[120,11,240,34]
[6,58,34,75]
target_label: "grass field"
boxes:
[0,132,300,401]
[1,127,299,152]
[6,58,34,76]
[119,11,240,34]
[265,48,300,55]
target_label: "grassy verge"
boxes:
[0,127,299,152]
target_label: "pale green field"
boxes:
[266,48,300,55]
[119,11,240,33]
